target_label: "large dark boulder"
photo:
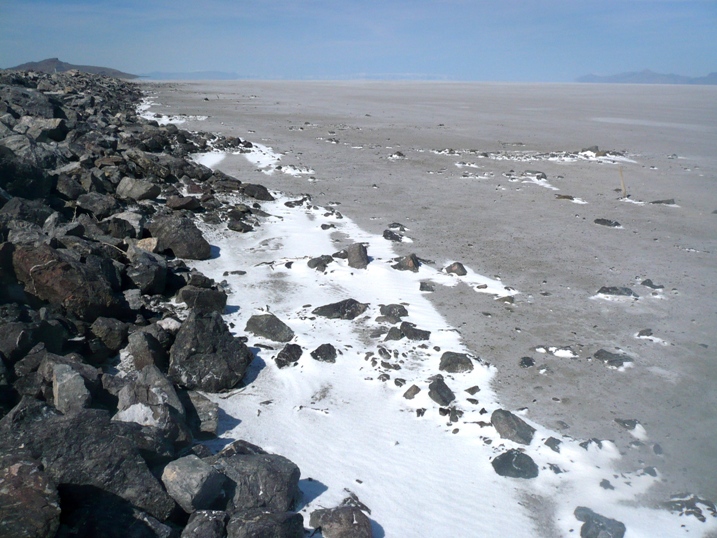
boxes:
[491,409,536,445]
[0,196,55,226]
[312,299,369,320]
[274,344,303,369]
[209,453,301,513]
[491,449,539,479]
[244,313,294,342]
[148,214,211,260]
[0,452,61,538]
[346,243,369,269]
[0,145,54,199]
[76,192,120,220]
[127,250,167,295]
[177,285,227,314]
[161,455,226,514]
[310,506,373,538]
[12,243,126,321]
[574,507,626,538]
[0,401,176,520]
[169,310,253,392]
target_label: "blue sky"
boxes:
[1,0,715,81]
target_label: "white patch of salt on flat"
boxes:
[192,152,226,168]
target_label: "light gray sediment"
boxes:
[143,80,717,505]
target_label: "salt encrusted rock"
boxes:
[383,229,403,242]
[53,363,91,414]
[178,285,228,314]
[641,278,664,290]
[169,310,253,392]
[346,242,369,269]
[148,213,212,260]
[209,453,301,513]
[597,286,638,297]
[594,349,633,368]
[428,376,454,406]
[245,313,294,342]
[0,452,61,538]
[161,455,226,513]
[311,343,338,363]
[312,298,369,320]
[444,261,467,276]
[439,352,474,373]
[545,437,562,453]
[310,506,373,538]
[379,304,408,319]
[491,449,539,479]
[399,321,430,341]
[181,510,228,538]
[419,281,435,292]
[226,510,304,538]
[391,253,420,272]
[574,507,626,538]
[275,343,303,369]
[491,409,536,445]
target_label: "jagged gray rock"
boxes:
[161,455,226,513]
[310,506,373,538]
[245,313,294,342]
[491,409,536,445]
[439,352,474,373]
[574,507,626,538]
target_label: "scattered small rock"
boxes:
[491,449,539,479]
[311,343,337,363]
[574,506,626,538]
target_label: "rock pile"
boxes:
[0,69,369,537]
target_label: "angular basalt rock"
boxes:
[161,455,226,514]
[491,409,536,445]
[169,310,253,392]
[346,243,369,269]
[444,262,467,276]
[275,343,303,369]
[310,506,373,538]
[597,286,638,297]
[208,453,301,513]
[148,214,212,260]
[181,510,228,538]
[399,321,430,341]
[128,331,168,371]
[391,254,420,272]
[179,390,219,438]
[594,349,633,368]
[52,363,91,414]
[115,176,161,201]
[311,343,337,363]
[241,183,274,201]
[244,313,293,342]
[76,192,120,220]
[312,299,368,320]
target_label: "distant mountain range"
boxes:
[5,58,137,79]
[576,69,717,85]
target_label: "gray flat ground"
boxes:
[144,81,717,504]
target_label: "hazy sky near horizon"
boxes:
[1,0,715,81]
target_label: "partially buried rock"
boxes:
[275,343,303,369]
[428,375,454,406]
[310,506,373,538]
[594,218,621,228]
[307,254,334,271]
[594,349,633,368]
[311,343,337,363]
[574,507,626,538]
[491,409,536,445]
[245,313,294,342]
[241,183,274,201]
[400,321,430,341]
[491,449,539,479]
[439,352,474,373]
[312,299,368,320]
[391,253,420,272]
[383,229,403,242]
[169,310,253,392]
[597,286,638,297]
[444,262,467,276]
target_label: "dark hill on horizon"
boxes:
[5,58,137,79]
[576,69,717,85]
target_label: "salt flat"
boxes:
[142,81,717,535]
